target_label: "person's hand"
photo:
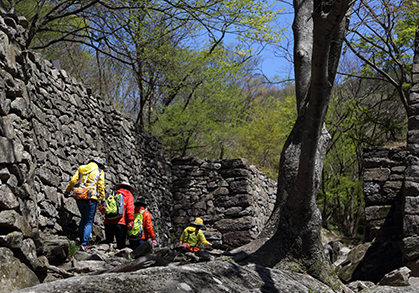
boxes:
[152,239,157,247]
[98,204,106,215]
[127,221,134,231]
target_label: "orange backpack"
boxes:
[179,243,200,253]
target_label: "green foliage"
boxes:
[13,0,286,128]
[150,70,297,181]
[320,76,406,236]
[344,0,415,115]
[149,55,245,159]
[220,256,235,263]
[12,0,89,48]
[235,92,297,179]
[67,239,79,260]
[308,289,323,293]
[394,0,419,48]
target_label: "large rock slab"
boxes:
[36,236,69,265]
[360,285,419,292]
[13,261,336,293]
[0,247,39,293]
[337,240,403,284]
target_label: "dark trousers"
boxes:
[104,224,127,249]
[129,239,147,250]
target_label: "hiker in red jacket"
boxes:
[102,182,135,249]
[128,197,157,250]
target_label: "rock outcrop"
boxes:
[13,260,337,293]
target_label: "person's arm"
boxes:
[179,229,186,243]
[65,169,80,193]
[126,194,135,223]
[198,230,211,246]
[97,170,105,200]
[143,211,156,239]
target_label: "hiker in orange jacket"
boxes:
[128,197,157,250]
[102,182,135,249]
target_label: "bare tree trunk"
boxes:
[234,0,353,289]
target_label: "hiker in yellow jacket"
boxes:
[179,218,212,253]
[64,157,105,251]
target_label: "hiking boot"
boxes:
[80,245,90,252]
[75,237,81,244]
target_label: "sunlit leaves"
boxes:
[235,93,297,179]
[320,74,407,236]
[148,45,246,159]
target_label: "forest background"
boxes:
[9,0,414,241]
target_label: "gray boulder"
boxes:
[359,285,419,292]
[378,267,411,287]
[36,236,69,265]
[0,247,39,293]
[12,261,336,293]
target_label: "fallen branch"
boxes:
[89,248,171,275]
[47,265,74,278]
[67,267,96,274]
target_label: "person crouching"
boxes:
[179,217,212,253]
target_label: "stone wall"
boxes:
[361,29,419,278]
[362,145,419,277]
[170,157,277,248]
[0,13,172,283]
[363,146,406,242]
[400,28,419,276]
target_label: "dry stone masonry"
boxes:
[356,28,419,280]
[363,146,405,242]
[361,28,419,277]
[0,12,173,290]
[170,157,277,248]
[400,27,419,277]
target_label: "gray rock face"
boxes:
[360,286,419,293]
[12,261,336,293]
[401,236,419,261]
[0,247,39,293]
[378,266,411,287]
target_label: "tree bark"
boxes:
[234,0,353,289]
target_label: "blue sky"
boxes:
[259,2,295,80]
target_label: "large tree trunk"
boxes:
[235,0,352,289]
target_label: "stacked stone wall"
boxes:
[0,14,172,284]
[363,146,406,242]
[400,29,419,276]
[171,157,277,248]
[360,28,419,278]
